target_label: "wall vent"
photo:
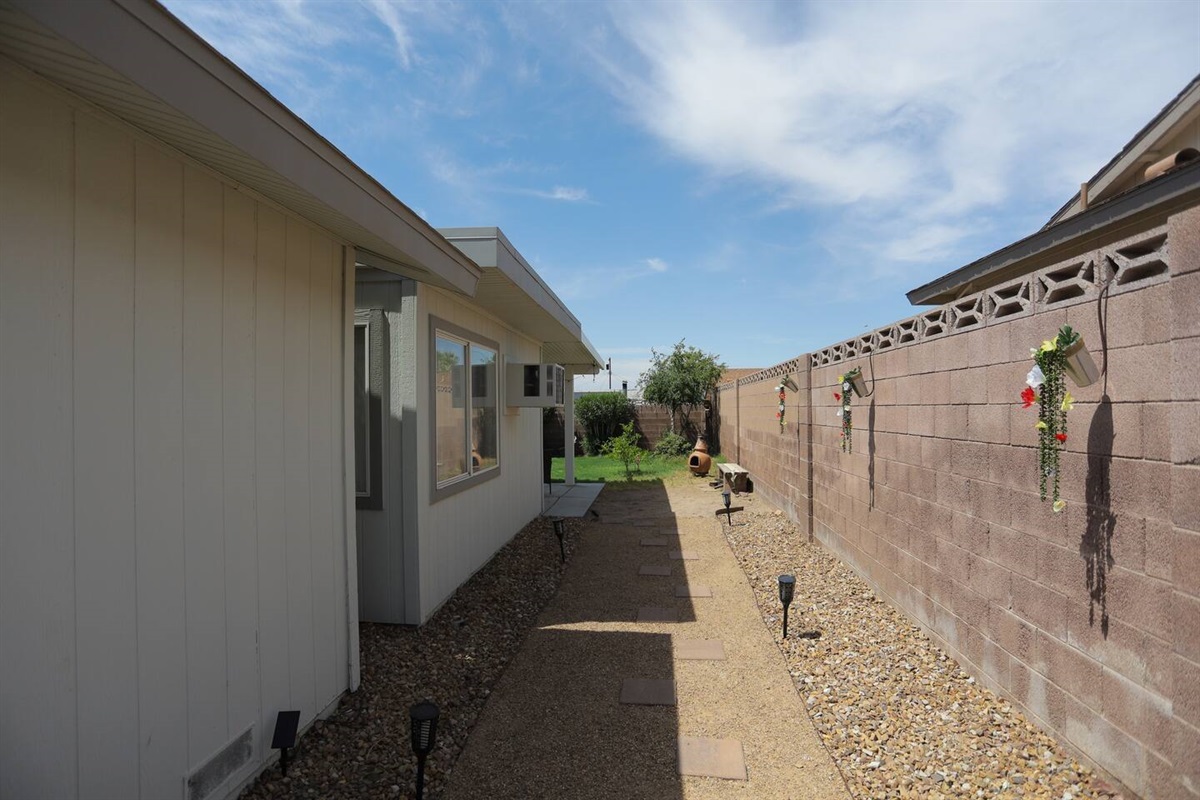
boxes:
[186,725,255,800]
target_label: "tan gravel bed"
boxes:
[239,514,585,800]
[722,502,1128,800]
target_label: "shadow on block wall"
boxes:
[1081,395,1117,637]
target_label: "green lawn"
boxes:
[550,452,726,487]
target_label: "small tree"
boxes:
[575,391,635,455]
[638,340,726,434]
[602,421,646,480]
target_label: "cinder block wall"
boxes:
[716,206,1198,799]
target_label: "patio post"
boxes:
[564,373,576,486]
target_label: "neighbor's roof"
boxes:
[908,75,1200,306]
[439,228,604,375]
[0,0,481,294]
[1044,74,1200,228]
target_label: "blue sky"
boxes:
[165,0,1198,392]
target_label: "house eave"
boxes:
[0,0,481,295]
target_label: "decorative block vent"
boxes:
[988,278,1033,320]
[897,317,922,344]
[1037,260,1097,307]
[922,308,948,338]
[873,326,896,351]
[187,725,254,800]
[1108,232,1168,289]
[951,293,988,331]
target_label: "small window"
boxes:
[354,311,384,510]
[430,317,501,500]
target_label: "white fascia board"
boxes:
[8,0,481,296]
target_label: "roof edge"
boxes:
[908,160,1200,305]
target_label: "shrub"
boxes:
[601,421,647,479]
[576,392,634,456]
[653,431,692,457]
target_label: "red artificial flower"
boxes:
[1020,386,1036,408]
[775,411,781,419]
[1055,433,1067,443]
[778,391,786,401]
[834,392,842,401]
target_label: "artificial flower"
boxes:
[1061,391,1075,412]
[1035,421,1048,430]
[1021,386,1036,408]
[1026,365,1045,389]
[843,381,851,393]
[1040,339,1057,353]
[834,392,842,401]
[775,411,781,419]
[836,374,844,384]
[1055,433,1067,443]
[1052,499,1067,513]
[778,391,786,401]
[836,409,844,418]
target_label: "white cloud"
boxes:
[645,257,668,272]
[526,186,592,202]
[571,0,1199,268]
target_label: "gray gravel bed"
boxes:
[723,508,1127,800]
[240,515,582,800]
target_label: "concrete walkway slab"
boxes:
[674,639,725,660]
[675,585,713,598]
[638,565,671,576]
[637,606,678,623]
[678,736,746,781]
[669,549,700,560]
[620,678,677,706]
[640,536,669,547]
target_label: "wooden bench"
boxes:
[717,462,750,493]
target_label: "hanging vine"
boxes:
[835,367,862,453]
[1022,325,1078,511]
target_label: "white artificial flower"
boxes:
[1026,365,1045,389]
[843,381,851,392]
[835,409,844,418]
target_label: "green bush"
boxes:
[576,392,635,456]
[601,421,647,479]
[653,431,692,457]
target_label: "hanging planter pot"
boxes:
[845,367,867,398]
[1061,337,1100,387]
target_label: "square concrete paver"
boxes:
[640,537,669,547]
[619,678,677,706]
[638,565,671,576]
[637,606,678,623]
[674,639,725,660]
[669,550,700,561]
[677,736,747,780]
[674,585,712,598]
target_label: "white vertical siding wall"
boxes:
[416,287,543,620]
[0,62,353,799]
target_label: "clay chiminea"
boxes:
[688,436,712,476]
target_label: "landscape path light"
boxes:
[778,574,796,639]
[410,701,440,800]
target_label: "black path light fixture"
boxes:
[714,486,743,526]
[271,709,300,777]
[778,574,796,639]
[410,701,440,800]
[551,516,566,563]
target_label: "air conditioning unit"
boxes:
[506,363,565,407]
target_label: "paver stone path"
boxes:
[440,480,849,799]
